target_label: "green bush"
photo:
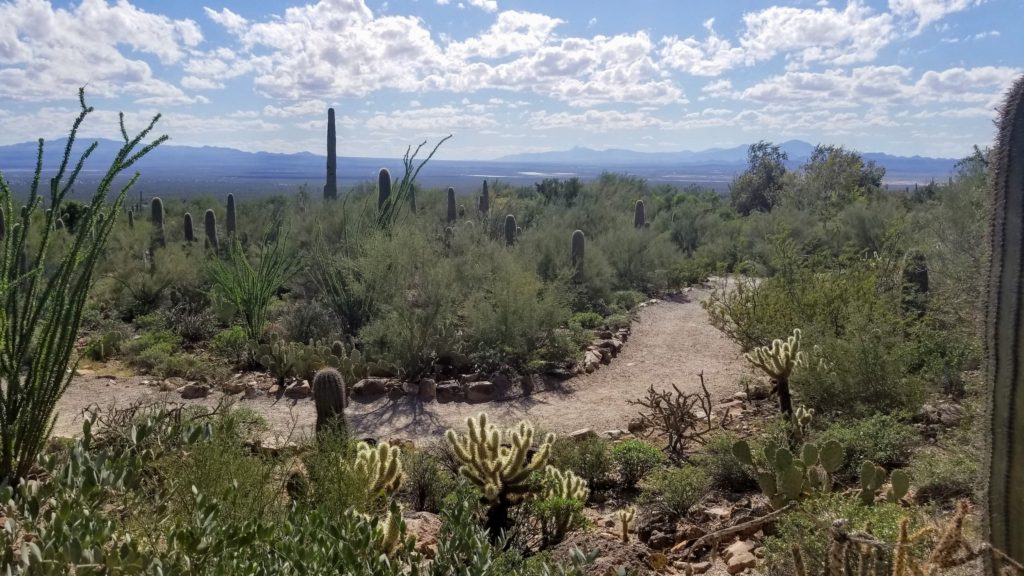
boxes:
[549,436,613,491]
[570,311,604,329]
[694,432,757,493]
[401,449,456,513]
[641,465,709,520]
[610,290,646,311]
[210,326,252,367]
[532,495,587,547]
[908,445,977,503]
[611,439,665,488]
[815,414,919,482]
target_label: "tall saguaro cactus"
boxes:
[504,214,517,246]
[984,74,1024,572]
[204,208,219,251]
[378,168,391,211]
[324,108,338,200]
[571,229,585,282]
[634,199,646,229]
[446,187,457,224]
[480,180,490,216]
[226,193,236,237]
[183,212,195,243]
[150,197,165,247]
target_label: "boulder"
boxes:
[595,330,614,339]
[459,372,481,384]
[419,379,437,401]
[436,381,463,403]
[242,384,260,400]
[221,380,246,394]
[404,511,441,559]
[627,419,647,435]
[403,381,421,396]
[466,381,497,403]
[545,367,575,380]
[648,530,674,550]
[490,372,512,390]
[727,551,757,574]
[351,378,389,401]
[569,428,598,441]
[177,383,209,399]
[284,381,311,399]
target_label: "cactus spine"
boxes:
[446,187,457,224]
[571,229,585,282]
[127,209,134,229]
[183,212,195,243]
[984,73,1024,571]
[745,328,801,416]
[150,197,165,247]
[226,193,236,237]
[312,368,347,436]
[480,180,490,216]
[634,199,646,229]
[504,214,516,246]
[324,108,337,200]
[378,168,391,211]
[355,440,403,496]
[204,209,219,251]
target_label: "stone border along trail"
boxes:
[53,286,751,444]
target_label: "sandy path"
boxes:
[53,288,749,443]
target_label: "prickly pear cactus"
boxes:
[985,74,1024,570]
[733,438,843,509]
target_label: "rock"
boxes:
[351,378,389,401]
[221,380,246,394]
[627,419,647,435]
[616,329,629,343]
[404,511,441,558]
[594,339,617,351]
[419,379,437,401]
[545,367,575,380]
[285,381,311,399]
[648,530,674,550]
[727,551,757,574]
[724,540,756,561]
[459,372,481,384]
[521,374,538,396]
[604,429,628,440]
[609,338,624,352]
[732,391,748,401]
[242,384,260,400]
[747,383,771,400]
[676,523,706,542]
[436,381,463,403]
[387,383,406,401]
[569,428,598,441]
[75,368,96,377]
[705,506,732,521]
[177,383,209,399]
[490,372,512,390]
[688,561,713,575]
[268,384,283,396]
[465,381,497,403]
[165,377,187,389]
[598,348,612,364]
[403,381,420,396]
[634,509,671,544]
[595,330,614,339]
[715,399,744,413]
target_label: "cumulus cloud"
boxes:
[365,106,497,132]
[889,0,984,33]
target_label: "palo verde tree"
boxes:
[0,89,166,485]
[730,140,789,215]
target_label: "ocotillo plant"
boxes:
[984,73,1024,572]
[0,88,166,485]
[150,197,165,247]
[204,209,219,251]
[183,212,195,243]
[571,229,585,282]
[634,199,646,229]
[446,187,457,224]
[324,108,337,200]
[480,179,490,215]
[504,214,516,246]
[226,193,236,237]
[378,168,391,212]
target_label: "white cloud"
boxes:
[263,100,329,117]
[528,109,669,132]
[889,0,984,33]
[203,6,247,33]
[466,0,497,11]
[365,106,497,132]
[447,11,564,60]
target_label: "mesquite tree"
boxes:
[0,90,166,485]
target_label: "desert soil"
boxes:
[53,287,750,444]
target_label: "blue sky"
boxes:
[0,0,1021,160]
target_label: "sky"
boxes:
[0,0,1021,161]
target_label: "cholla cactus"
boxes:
[745,328,801,415]
[258,337,301,388]
[794,405,814,440]
[446,413,554,538]
[543,466,588,501]
[355,440,403,496]
[226,193,236,237]
[183,212,195,243]
[617,506,636,543]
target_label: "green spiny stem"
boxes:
[226,193,236,237]
[378,168,391,212]
[985,73,1024,571]
[205,209,219,252]
[183,212,195,243]
[504,214,516,246]
[447,187,457,224]
[324,108,337,201]
[480,180,489,215]
[150,197,165,247]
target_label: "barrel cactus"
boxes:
[504,214,516,246]
[150,197,165,247]
[324,108,338,200]
[204,209,219,251]
[378,168,391,211]
[634,199,646,229]
[984,73,1024,571]
[312,368,347,436]
[183,212,195,243]
[226,193,236,237]
[446,187,457,224]
[571,229,585,282]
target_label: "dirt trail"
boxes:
[53,287,750,443]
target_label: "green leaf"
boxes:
[732,440,754,467]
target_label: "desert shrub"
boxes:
[694,431,757,493]
[570,311,604,329]
[532,496,587,547]
[84,326,129,362]
[610,290,647,311]
[300,431,376,514]
[815,414,918,482]
[401,449,455,513]
[641,465,709,520]
[611,439,665,488]
[278,299,340,344]
[762,493,926,576]
[909,446,978,503]
[549,436,613,490]
[122,330,181,370]
[164,299,214,344]
[210,326,252,367]
[603,313,630,330]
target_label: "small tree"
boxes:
[730,141,788,215]
[0,90,166,485]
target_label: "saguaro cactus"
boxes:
[446,187,457,224]
[571,229,585,282]
[127,209,134,229]
[226,193,236,237]
[634,199,646,229]
[324,108,338,200]
[378,168,391,211]
[0,207,5,241]
[313,368,347,436]
[984,73,1024,572]
[204,209,219,251]
[504,214,517,246]
[183,212,195,243]
[480,180,490,216]
[150,197,165,247]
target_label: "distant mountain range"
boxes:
[0,138,959,197]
